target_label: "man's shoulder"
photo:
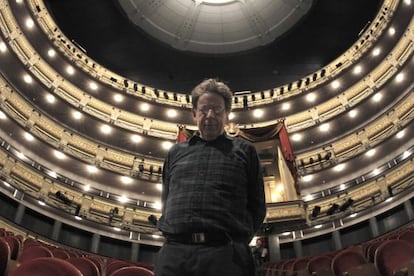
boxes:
[170,140,190,150]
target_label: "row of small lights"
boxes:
[1,110,163,208]
[278,211,360,236]
[301,132,411,203]
[0,12,405,152]
[302,130,408,182]
[0,55,410,206]
[4,1,410,173]
[16,67,403,134]
[305,188,397,230]
[19,167,164,236]
[292,19,411,201]
[291,211,366,230]
[0,23,167,217]
[4,9,401,124]
[4,8,405,159]
[289,81,402,143]
[281,199,397,235]
[5,56,397,146]
[285,21,402,143]
[0,71,176,143]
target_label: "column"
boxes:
[369,217,379,238]
[268,234,281,262]
[51,220,62,241]
[332,230,342,250]
[293,240,303,258]
[14,203,25,224]
[90,233,100,253]
[404,200,414,221]
[131,242,140,262]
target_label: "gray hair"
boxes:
[191,78,233,112]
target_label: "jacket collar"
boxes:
[188,131,233,145]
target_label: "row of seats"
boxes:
[9,257,154,276]
[0,227,154,276]
[264,225,414,276]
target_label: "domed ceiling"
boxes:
[44,0,381,92]
[117,0,313,54]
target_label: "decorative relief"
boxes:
[224,122,240,137]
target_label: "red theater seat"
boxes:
[18,245,53,264]
[292,257,310,271]
[84,255,105,273]
[0,238,10,276]
[291,257,311,276]
[366,240,384,263]
[331,249,367,275]
[307,255,333,276]
[10,257,82,276]
[332,248,380,276]
[281,258,295,274]
[51,248,71,259]
[345,263,380,276]
[374,239,414,276]
[66,251,81,258]
[0,236,20,260]
[66,257,100,276]
[398,229,414,244]
[106,260,133,276]
[22,238,42,249]
[264,262,278,276]
[109,266,154,276]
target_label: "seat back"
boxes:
[346,263,381,276]
[331,249,367,275]
[51,248,71,259]
[0,239,10,276]
[398,229,414,244]
[10,257,82,276]
[84,255,105,273]
[263,262,272,276]
[366,240,384,263]
[374,239,414,276]
[66,257,100,276]
[22,238,42,249]
[281,258,295,272]
[18,245,53,264]
[264,262,278,276]
[307,255,333,275]
[106,260,132,276]
[1,236,21,260]
[292,257,310,271]
[66,251,81,258]
[109,266,154,276]
[132,262,154,271]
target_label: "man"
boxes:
[252,238,268,276]
[156,78,266,276]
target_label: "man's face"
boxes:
[193,92,228,141]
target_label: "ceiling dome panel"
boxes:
[117,0,314,54]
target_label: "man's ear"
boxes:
[192,109,197,119]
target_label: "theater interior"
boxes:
[1,0,414,275]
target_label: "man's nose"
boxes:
[206,109,215,117]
